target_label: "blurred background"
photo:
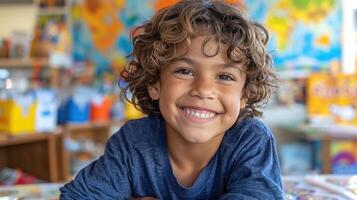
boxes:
[0,0,357,199]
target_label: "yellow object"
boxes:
[0,99,37,135]
[307,73,357,126]
[333,74,357,125]
[124,101,143,120]
[331,141,355,157]
[307,73,333,119]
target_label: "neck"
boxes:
[166,126,224,187]
[166,127,224,171]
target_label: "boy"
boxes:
[60,0,284,199]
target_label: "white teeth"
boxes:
[182,107,216,119]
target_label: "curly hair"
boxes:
[121,0,278,121]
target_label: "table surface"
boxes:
[0,175,356,199]
[283,175,357,200]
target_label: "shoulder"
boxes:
[223,118,275,147]
[111,115,165,149]
[121,115,163,133]
[231,118,273,137]
[220,118,280,168]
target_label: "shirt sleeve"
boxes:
[219,122,284,200]
[60,127,134,200]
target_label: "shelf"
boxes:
[278,69,310,80]
[38,7,67,15]
[65,121,112,131]
[279,123,357,141]
[0,130,66,182]
[0,121,124,144]
[0,121,124,182]
[0,58,49,68]
[64,120,125,131]
[0,129,62,147]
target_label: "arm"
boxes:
[60,128,134,200]
[220,123,284,200]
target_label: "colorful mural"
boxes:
[71,0,342,81]
[71,0,155,83]
[246,0,342,72]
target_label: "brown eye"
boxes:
[174,68,193,76]
[217,74,234,81]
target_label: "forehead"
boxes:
[176,35,229,60]
[173,35,246,72]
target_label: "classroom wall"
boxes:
[0,4,36,38]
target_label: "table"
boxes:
[0,175,356,199]
[284,175,357,200]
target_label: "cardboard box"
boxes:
[0,95,36,134]
[90,94,112,122]
[35,90,57,132]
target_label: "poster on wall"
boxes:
[70,0,180,86]
[71,0,342,83]
[245,1,342,78]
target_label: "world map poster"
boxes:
[246,0,342,75]
[71,0,342,80]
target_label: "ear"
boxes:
[147,82,160,100]
[240,96,248,109]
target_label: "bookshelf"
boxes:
[278,124,357,174]
[0,130,66,182]
[0,58,49,68]
[0,120,124,182]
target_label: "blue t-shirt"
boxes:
[60,116,283,199]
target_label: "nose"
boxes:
[189,75,215,99]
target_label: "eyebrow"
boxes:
[170,57,195,66]
[170,57,244,74]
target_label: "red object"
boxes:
[0,168,38,185]
[90,96,112,122]
[14,171,36,185]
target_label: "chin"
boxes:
[183,135,215,144]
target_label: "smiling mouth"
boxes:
[180,106,218,119]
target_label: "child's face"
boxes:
[148,35,247,144]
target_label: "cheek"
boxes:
[224,95,242,114]
[158,85,179,109]
[162,81,187,97]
